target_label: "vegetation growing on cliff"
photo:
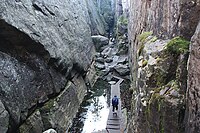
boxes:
[118,15,128,26]
[138,31,153,43]
[137,32,157,56]
[138,44,145,56]
[166,37,190,55]
[142,59,148,67]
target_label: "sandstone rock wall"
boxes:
[128,0,200,132]
[0,0,113,132]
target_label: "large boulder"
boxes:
[92,35,109,51]
[114,64,130,76]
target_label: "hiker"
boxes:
[112,95,119,112]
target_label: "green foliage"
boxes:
[142,59,148,67]
[137,32,156,56]
[149,36,157,43]
[118,15,128,26]
[166,37,190,55]
[138,44,144,56]
[138,31,153,43]
[155,71,166,87]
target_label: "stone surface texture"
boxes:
[86,0,114,35]
[128,34,188,133]
[128,0,200,132]
[0,0,114,132]
[186,21,200,133]
[0,100,9,133]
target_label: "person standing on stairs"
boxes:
[112,95,119,113]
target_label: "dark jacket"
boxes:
[112,97,119,106]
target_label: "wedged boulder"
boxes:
[114,64,130,76]
[0,100,9,133]
[92,35,109,51]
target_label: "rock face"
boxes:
[128,34,188,133]
[92,35,109,51]
[87,0,115,35]
[129,0,200,40]
[128,0,200,132]
[0,100,9,133]
[186,21,200,133]
[0,0,94,72]
[0,0,113,132]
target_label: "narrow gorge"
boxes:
[0,0,200,133]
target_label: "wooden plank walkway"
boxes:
[106,76,124,133]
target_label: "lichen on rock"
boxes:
[128,33,188,133]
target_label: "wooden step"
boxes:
[106,128,122,133]
[108,118,120,121]
[106,124,120,130]
[107,122,120,126]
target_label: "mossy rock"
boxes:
[138,32,153,43]
[147,69,167,88]
[142,59,148,67]
[118,15,128,26]
[40,99,55,113]
[138,44,145,56]
[166,37,190,55]
[149,36,157,43]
